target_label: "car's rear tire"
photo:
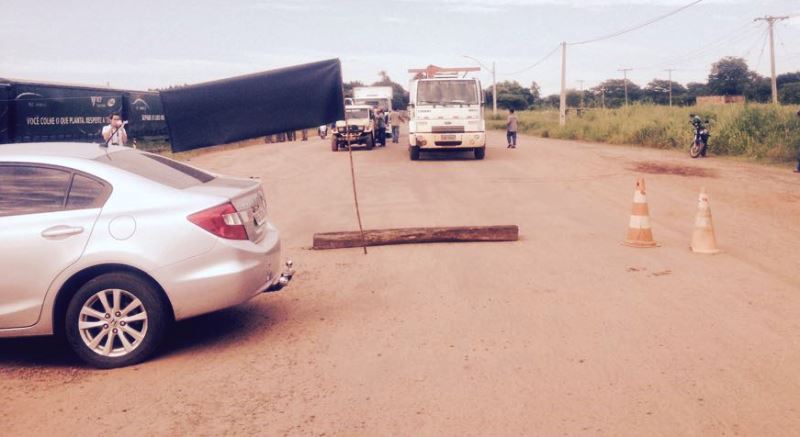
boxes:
[409,146,420,161]
[331,137,339,152]
[65,272,171,369]
[474,147,486,160]
[365,133,375,150]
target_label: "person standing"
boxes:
[102,112,128,146]
[795,110,800,173]
[506,109,518,149]
[390,110,404,144]
[375,108,387,147]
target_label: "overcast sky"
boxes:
[1,0,798,95]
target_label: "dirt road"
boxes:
[2,131,799,436]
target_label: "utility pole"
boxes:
[462,55,497,115]
[577,80,585,108]
[618,68,633,106]
[492,61,497,115]
[754,15,789,104]
[600,87,606,109]
[559,42,567,127]
[664,68,675,107]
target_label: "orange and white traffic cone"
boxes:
[623,177,658,248]
[690,188,720,254]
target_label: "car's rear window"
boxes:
[94,149,214,189]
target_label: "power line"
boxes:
[742,26,770,60]
[754,26,771,72]
[502,44,561,76]
[627,20,760,71]
[568,0,705,46]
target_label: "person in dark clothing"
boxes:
[795,110,800,173]
[375,109,387,146]
[689,114,710,157]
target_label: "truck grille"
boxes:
[431,126,465,133]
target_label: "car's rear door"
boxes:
[0,164,109,329]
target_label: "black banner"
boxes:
[161,58,345,152]
[12,83,122,142]
[0,83,9,144]
[123,91,168,138]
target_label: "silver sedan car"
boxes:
[0,143,293,368]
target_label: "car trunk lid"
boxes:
[185,177,268,242]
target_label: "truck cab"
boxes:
[407,68,486,160]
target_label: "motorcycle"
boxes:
[689,120,710,158]
[318,125,328,140]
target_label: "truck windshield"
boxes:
[354,99,389,110]
[417,80,478,105]
[346,108,370,119]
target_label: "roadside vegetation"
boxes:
[488,104,800,161]
[484,56,800,162]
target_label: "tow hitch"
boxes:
[266,260,295,292]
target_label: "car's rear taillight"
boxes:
[187,202,248,240]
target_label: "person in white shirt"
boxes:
[102,112,128,146]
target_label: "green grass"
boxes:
[488,104,800,162]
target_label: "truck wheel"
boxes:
[64,272,171,369]
[409,146,420,161]
[366,134,375,150]
[331,137,338,152]
[474,147,486,160]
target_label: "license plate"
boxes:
[252,194,267,226]
[441,134,457,140]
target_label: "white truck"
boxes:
[353,86,393,138]
[352,86,393,113]
[406,66,486,160]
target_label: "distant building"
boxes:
[696,95,746,106]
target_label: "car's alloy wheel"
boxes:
[78,288,148,357]
[65,272,170,368]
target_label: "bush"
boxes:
[487,104,800,161]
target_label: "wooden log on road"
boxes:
[312,225,519,250]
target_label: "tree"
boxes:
[529,81,542,105]
[544,94,561,108]
[371,73,409,109]
[682,82,709,105]
[565,89,581,107]
[643,79,686,105]
[485,81,535,110]
[707,57,753,96]
[776,71,800,88]
[745,75,772,103]
[343,81,364,98]
[591,79,642,107]
[779,82,800,104]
